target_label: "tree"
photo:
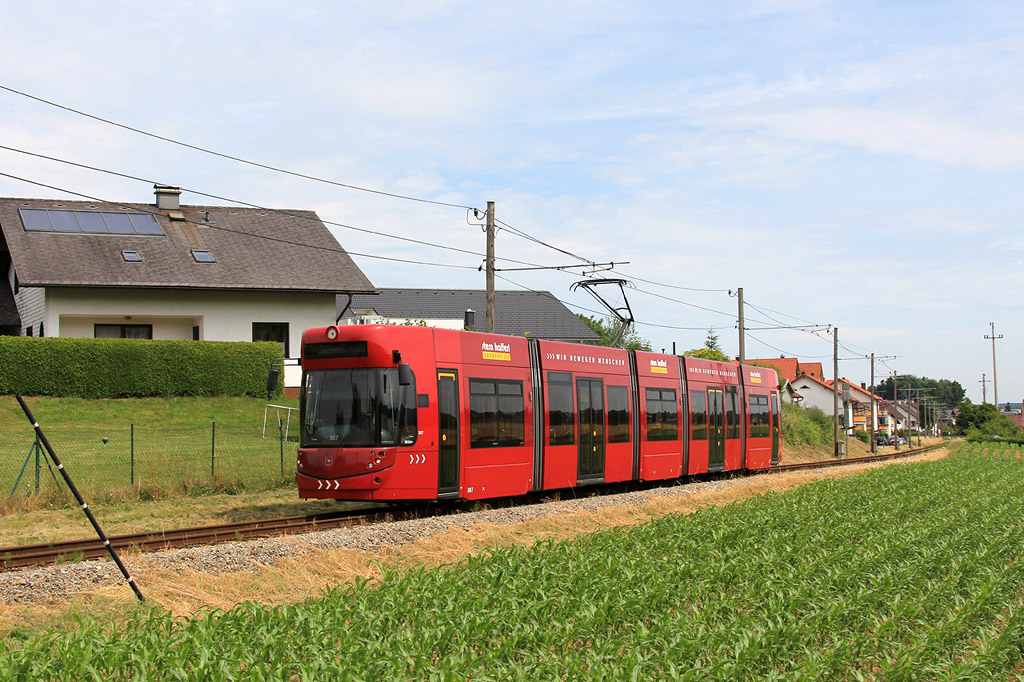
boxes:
[578,315,652,351]
[874,375,965,408]
[952,398,1021,437]
[683,328,731,362]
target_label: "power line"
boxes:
[746,331,833,360]
[495,218,595,266]
[0,87,778,317]
[0,144,591,273]
[0,86,906,347]
[0,172,479,270]
[0,83,475,211]
[616,270,731,293]
[494,273,732,332]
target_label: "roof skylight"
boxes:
[191,249,215,263]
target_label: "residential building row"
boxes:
[750,357,924,435]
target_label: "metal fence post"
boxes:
[211,421,216,478]
[279,419,285,475]
[34,436,40,492]
[130,424,135,486]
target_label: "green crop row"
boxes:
[3,448,1024,680]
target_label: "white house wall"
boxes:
[790,379,840,416]
[44,287,338,386]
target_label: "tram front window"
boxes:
[302,368,417,447]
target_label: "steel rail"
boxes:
[1,443,949,572]
[0,505,422,571]
[771,443,946,472]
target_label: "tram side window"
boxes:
[725,385,740,440]
[470,378,526,448]
[548,372,575,446]
[645,388,679,441]
[607,385,630,443]
[750,394,771,438]
[690,390,708,441]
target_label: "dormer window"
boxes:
[121,250,142,263]
[191,249,215,263]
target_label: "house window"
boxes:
[121,250,143,262]
[25,326,32,337]
[191,249,215,263]
[253,322,288,356]
[95,324,153,339]
[39,323,44,337]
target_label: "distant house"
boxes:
[0,186,375,386]
[788,373,842,417]
[888,400,920,433]
[747,357,825,384]
[338,288,600,342]
[834,378,890,434]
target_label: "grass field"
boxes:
[1,396,300,512]
[1,445,1020,680]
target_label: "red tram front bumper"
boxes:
[296,446,393,499]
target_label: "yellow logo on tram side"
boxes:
[481,341,512,362]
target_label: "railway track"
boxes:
[0,505,424,572]
[1,443,947,572]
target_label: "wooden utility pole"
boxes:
[985,323,1002,408]
[833,327,840,458]
[893,371,899,451]
[737,287,745,364]
[870,353,877,454]
[485,201,495,333]
[979,373,989,404]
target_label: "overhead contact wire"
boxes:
[0,84,474,211]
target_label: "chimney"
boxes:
[154,184,181,211]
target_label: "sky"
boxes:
[1,0,1022,407]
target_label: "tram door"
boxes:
[708,387,725,471]
[577,377,605,483]
[770,391,781,466]
[437,370,460,497]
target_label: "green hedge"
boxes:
[0,337,284,398]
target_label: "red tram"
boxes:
[296,325,781,502]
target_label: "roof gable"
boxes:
[0,197,374,294]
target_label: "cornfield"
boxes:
[3,445,1023,680]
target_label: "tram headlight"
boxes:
[326,326,339,340]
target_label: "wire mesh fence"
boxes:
[4,422,297,503]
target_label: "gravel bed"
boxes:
[0,475,761,606]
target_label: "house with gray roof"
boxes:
[0,185,375,386]
[338,288,600,342]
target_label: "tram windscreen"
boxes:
[301,368,417,447]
